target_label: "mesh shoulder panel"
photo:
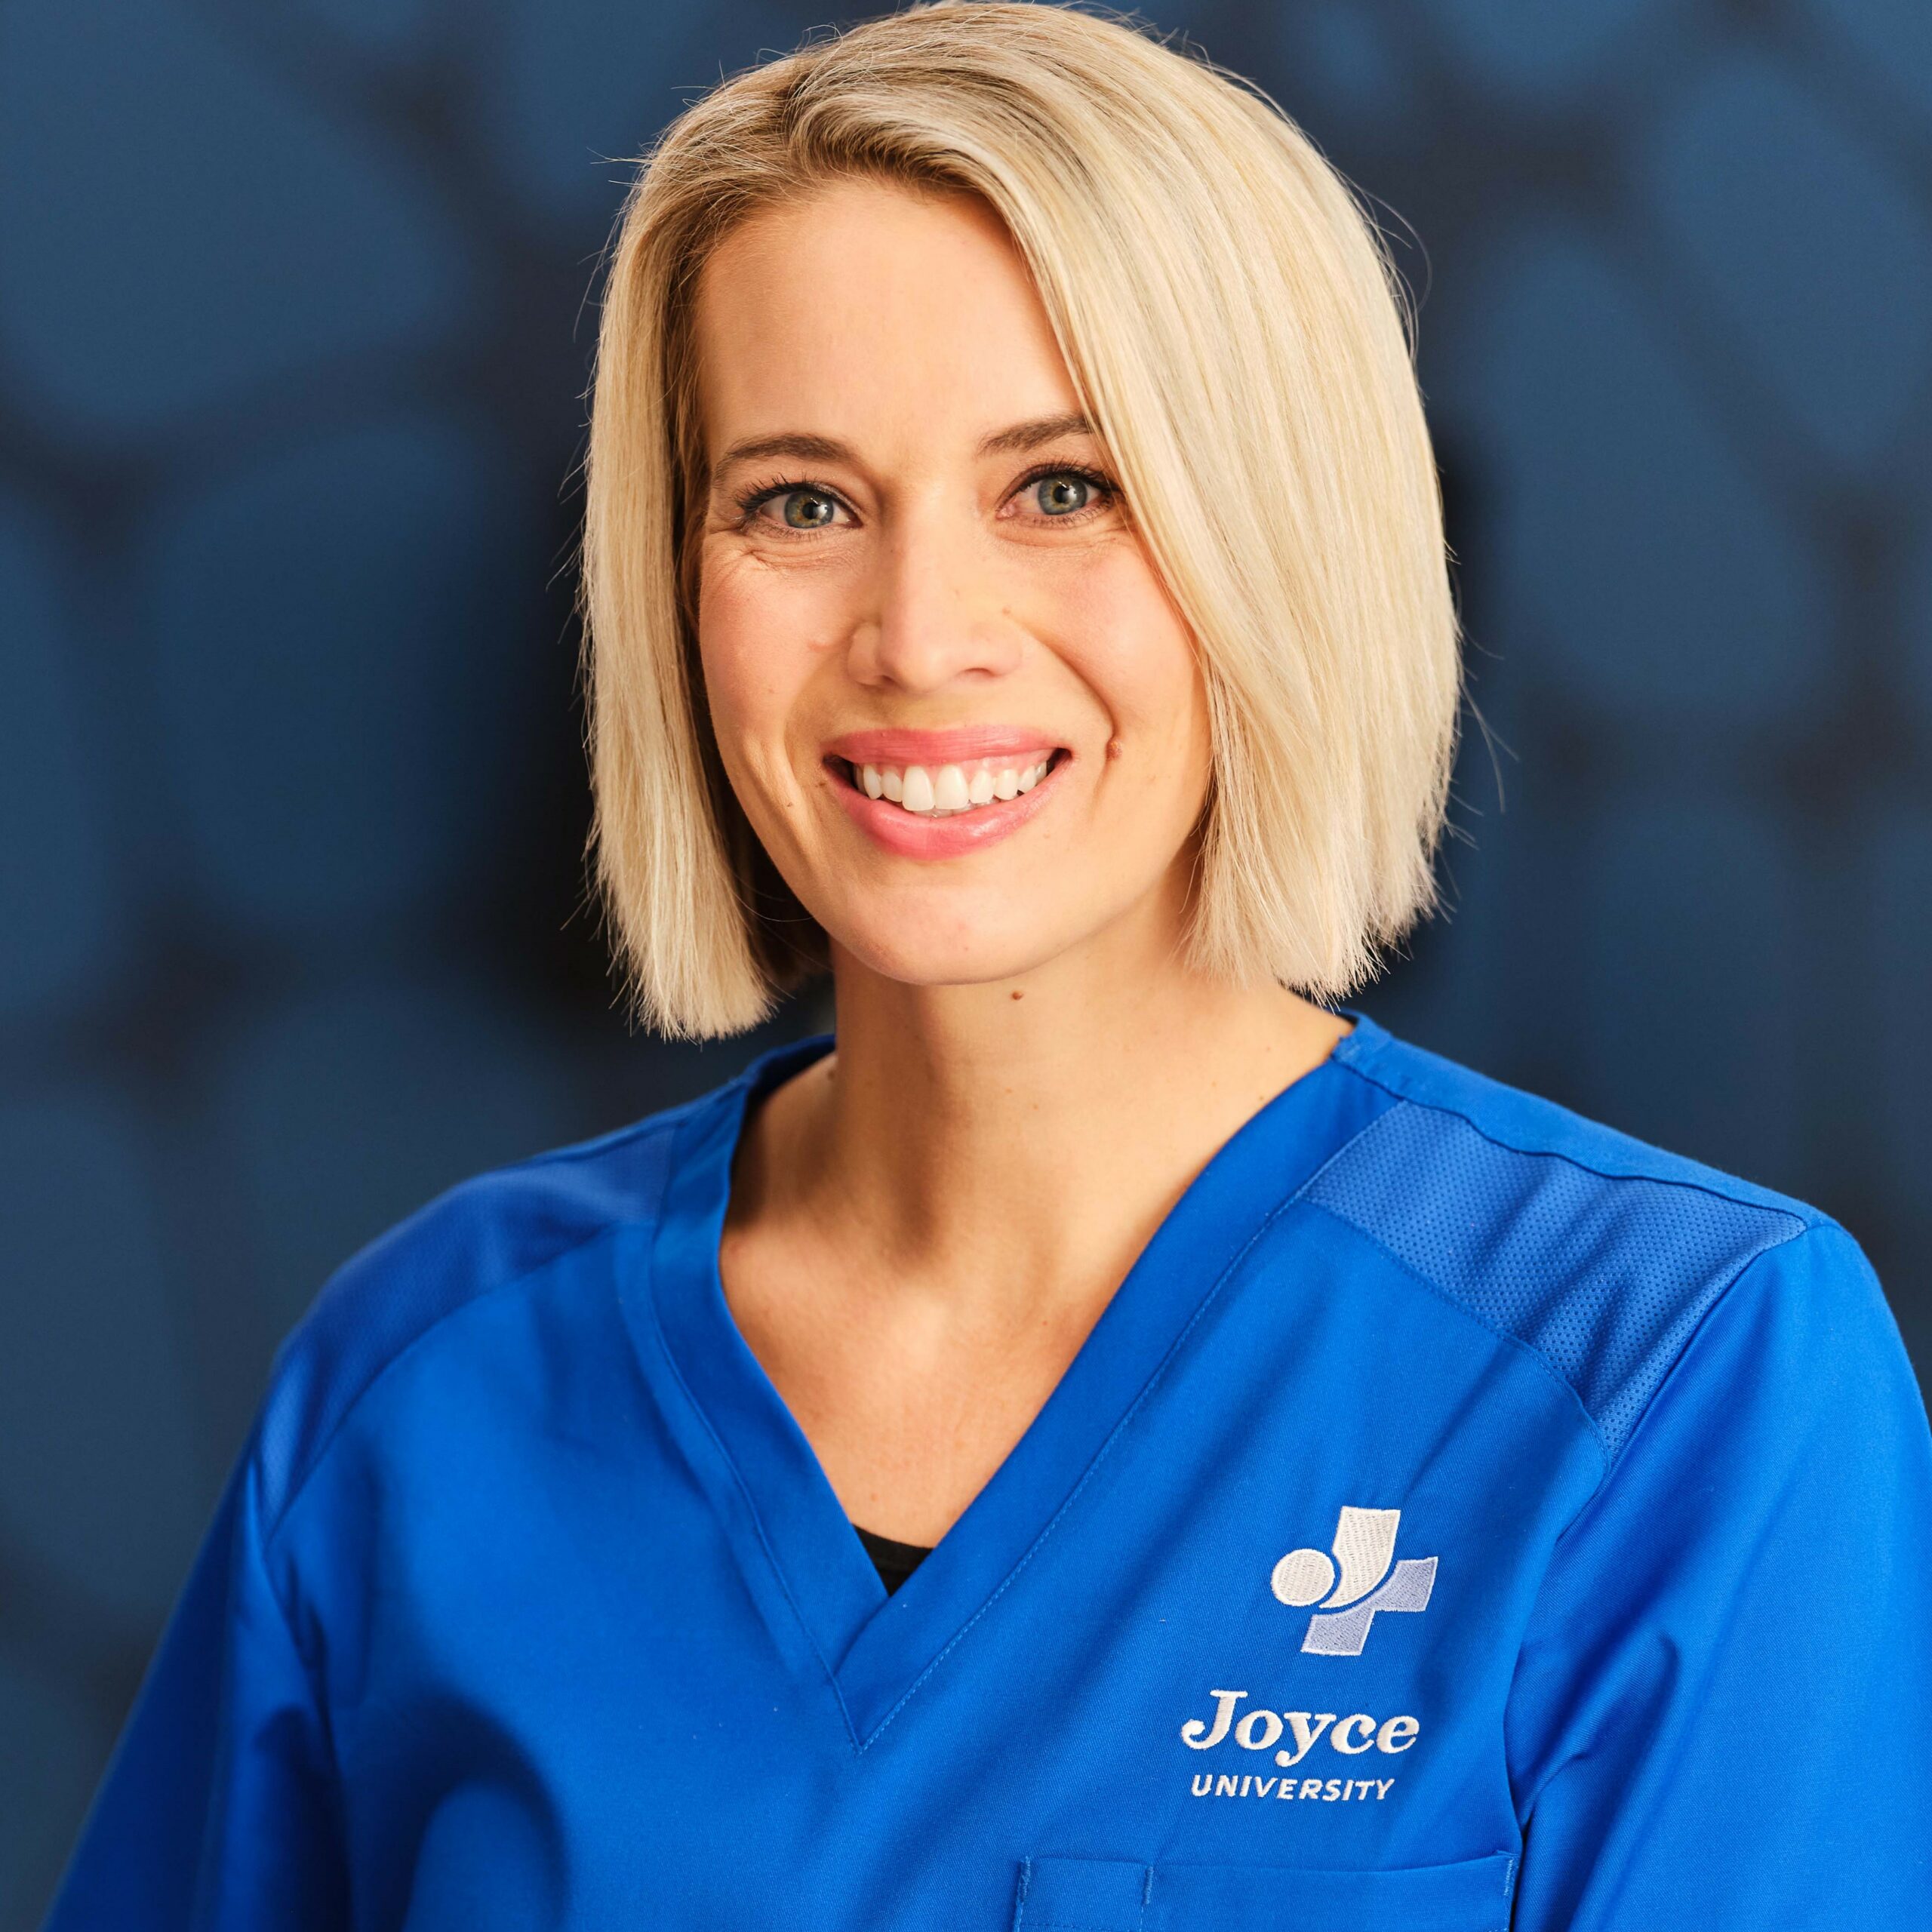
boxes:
[1303,1098,1804,1459]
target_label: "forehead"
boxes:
[691,178,1083,460]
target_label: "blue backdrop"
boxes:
[4,0,1929,1917]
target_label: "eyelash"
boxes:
[731,462,1119,533]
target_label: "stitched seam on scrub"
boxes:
[641,1121,863,1752]
[1334,1032,1820,1231]
[1296,1193,1614,1474]
[263,1217,630,1550]
[1548,1223,1811,1519]
[1012,1857,1149,1931]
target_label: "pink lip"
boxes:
[827,748,1069,860]
[826,726,1065,766]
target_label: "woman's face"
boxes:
[692,178,1212,992]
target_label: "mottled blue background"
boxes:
[4,0,1930,1916]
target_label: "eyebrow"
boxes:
[714,414,1099,476]
[715,432,850,472]
[976,412,1097,457]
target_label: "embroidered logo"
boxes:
[1270,1506,1436,1656]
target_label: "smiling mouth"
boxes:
[833,750,1066,817]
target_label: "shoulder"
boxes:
[250,1078,726,1536]
[1315,1015,1860,1464]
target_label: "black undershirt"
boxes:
[853,1523,934,1595]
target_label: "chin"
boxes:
[828,915,1078,992]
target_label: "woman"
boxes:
[48,5,1931,1927]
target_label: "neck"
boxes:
[749,906,1349,1329]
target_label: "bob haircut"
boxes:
[581,1,1460,1040]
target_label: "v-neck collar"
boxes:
[633,1014,1392,1749]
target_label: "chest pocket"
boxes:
[1011,1851,1517,1932]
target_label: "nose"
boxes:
[843,503,1024,694]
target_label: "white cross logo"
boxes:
[1270,1506,1437,1657]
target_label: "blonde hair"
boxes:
[580,1,1460,1038]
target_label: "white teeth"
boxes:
[851,752,1057,815]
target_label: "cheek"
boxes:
[695,553,826,743]
[1054,553,1208,780]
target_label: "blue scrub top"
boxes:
[45,1014,1932,1929]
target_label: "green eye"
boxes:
[780,489,839,529]
[1033,474,1091,516]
